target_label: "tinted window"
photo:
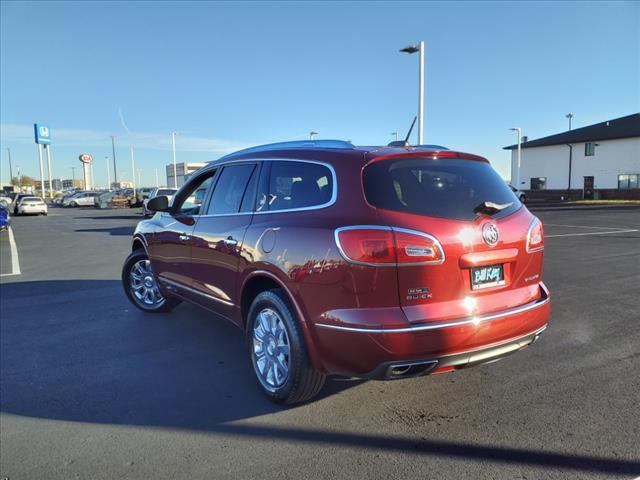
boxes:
[157,189,176,196]
[176,172,215,215]
[208,164,256,215]
[363,158,520,221]
[265,161,333,212]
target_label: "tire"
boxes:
[247,290,326,404]
[122,249,181,313]
[70,201,78,208]
[519,194,526,204]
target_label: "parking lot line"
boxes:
[0,226,21,277]
[546,229,638,238]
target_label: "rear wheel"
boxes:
[122,249,180,313]
[519,194,526,203]
[70,201,78,207]
[247,290,325,404]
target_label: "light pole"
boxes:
[110,135,118,185]
[309,131,318,140]
[105,156,111,190]
[509,127,522,189]
[392,132,399,142]
[566,113,574,131]
[6,147,13,184]
[400,41,425,145]
[155,168,159,188]
[71,166,76,186]
[130,145,136,197]
[171,132,178,188]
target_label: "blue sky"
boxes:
[1,1,638,187]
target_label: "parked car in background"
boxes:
[0,205,10,230]
[63,191,99,207]
[94,189,135,209]
[16,196,47,215]
[509,184,526,203]
[132,188,153,207]
[12,193,34,215]
[142,188,177,216]
[122,140,549,404]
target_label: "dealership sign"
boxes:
[34,124,51,145]
[79,153,93,164]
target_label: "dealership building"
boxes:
[504,113,639,200]
[166,162,207,188]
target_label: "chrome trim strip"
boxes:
[158,277,235,306]
[315,294,550,333]
[333,225,446,267]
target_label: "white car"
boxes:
[143,188,177,216]
[63,192,98,207]
[16,196,48,216]
[509,185,526,203]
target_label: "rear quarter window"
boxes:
[363,158,521,221]
[262,161,334,212]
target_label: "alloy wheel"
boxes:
[129,259,165,308]
[252,308,291,391]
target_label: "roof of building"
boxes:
[503,113,640,150]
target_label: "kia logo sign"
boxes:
[482,223,500,247]
[79,153,93,164]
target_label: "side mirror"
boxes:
[147,195,171,212]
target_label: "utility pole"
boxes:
[509,127,522,189]
[7,147,13,184]
[110,135,118,185]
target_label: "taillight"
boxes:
[526,217,544,253]
[335,226,445,266]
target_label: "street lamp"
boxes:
[566,113,574,131]
[400,41,425,145]
[509,127,522,189]
[309,131,318,140]
[391,132,399,142]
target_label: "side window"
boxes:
[207,164,256,215]
[266,161,333,212]
[175,171,216,215]
[585,143,596,156]
[530,177,547,190]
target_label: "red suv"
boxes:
[122,140,550,404]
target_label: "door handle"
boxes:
[179,234,191,241]
[224,236,238,246]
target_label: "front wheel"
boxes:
[70,201,78,208]
[122,249,181,313]
[519,194,526,204]
[247,290,325,404]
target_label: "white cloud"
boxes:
[0,123,250,154]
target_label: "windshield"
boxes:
[363,158,521,221]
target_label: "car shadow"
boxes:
[75,215,143,220]
[75,226,136,236]
[1,279,638,476]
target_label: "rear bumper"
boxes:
[312,283,550,377]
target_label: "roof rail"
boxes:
[386,142,449,150]
[221,139,355,159]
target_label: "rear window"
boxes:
[363,158,521,221]
[157,189,176,196]
[23,197,43,203]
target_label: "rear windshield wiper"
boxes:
[473,201,513,216]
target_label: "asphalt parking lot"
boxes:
[1,206,639,479]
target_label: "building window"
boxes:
[530,177,547,190]
[618,174,639,189]
[585,143,596,156]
